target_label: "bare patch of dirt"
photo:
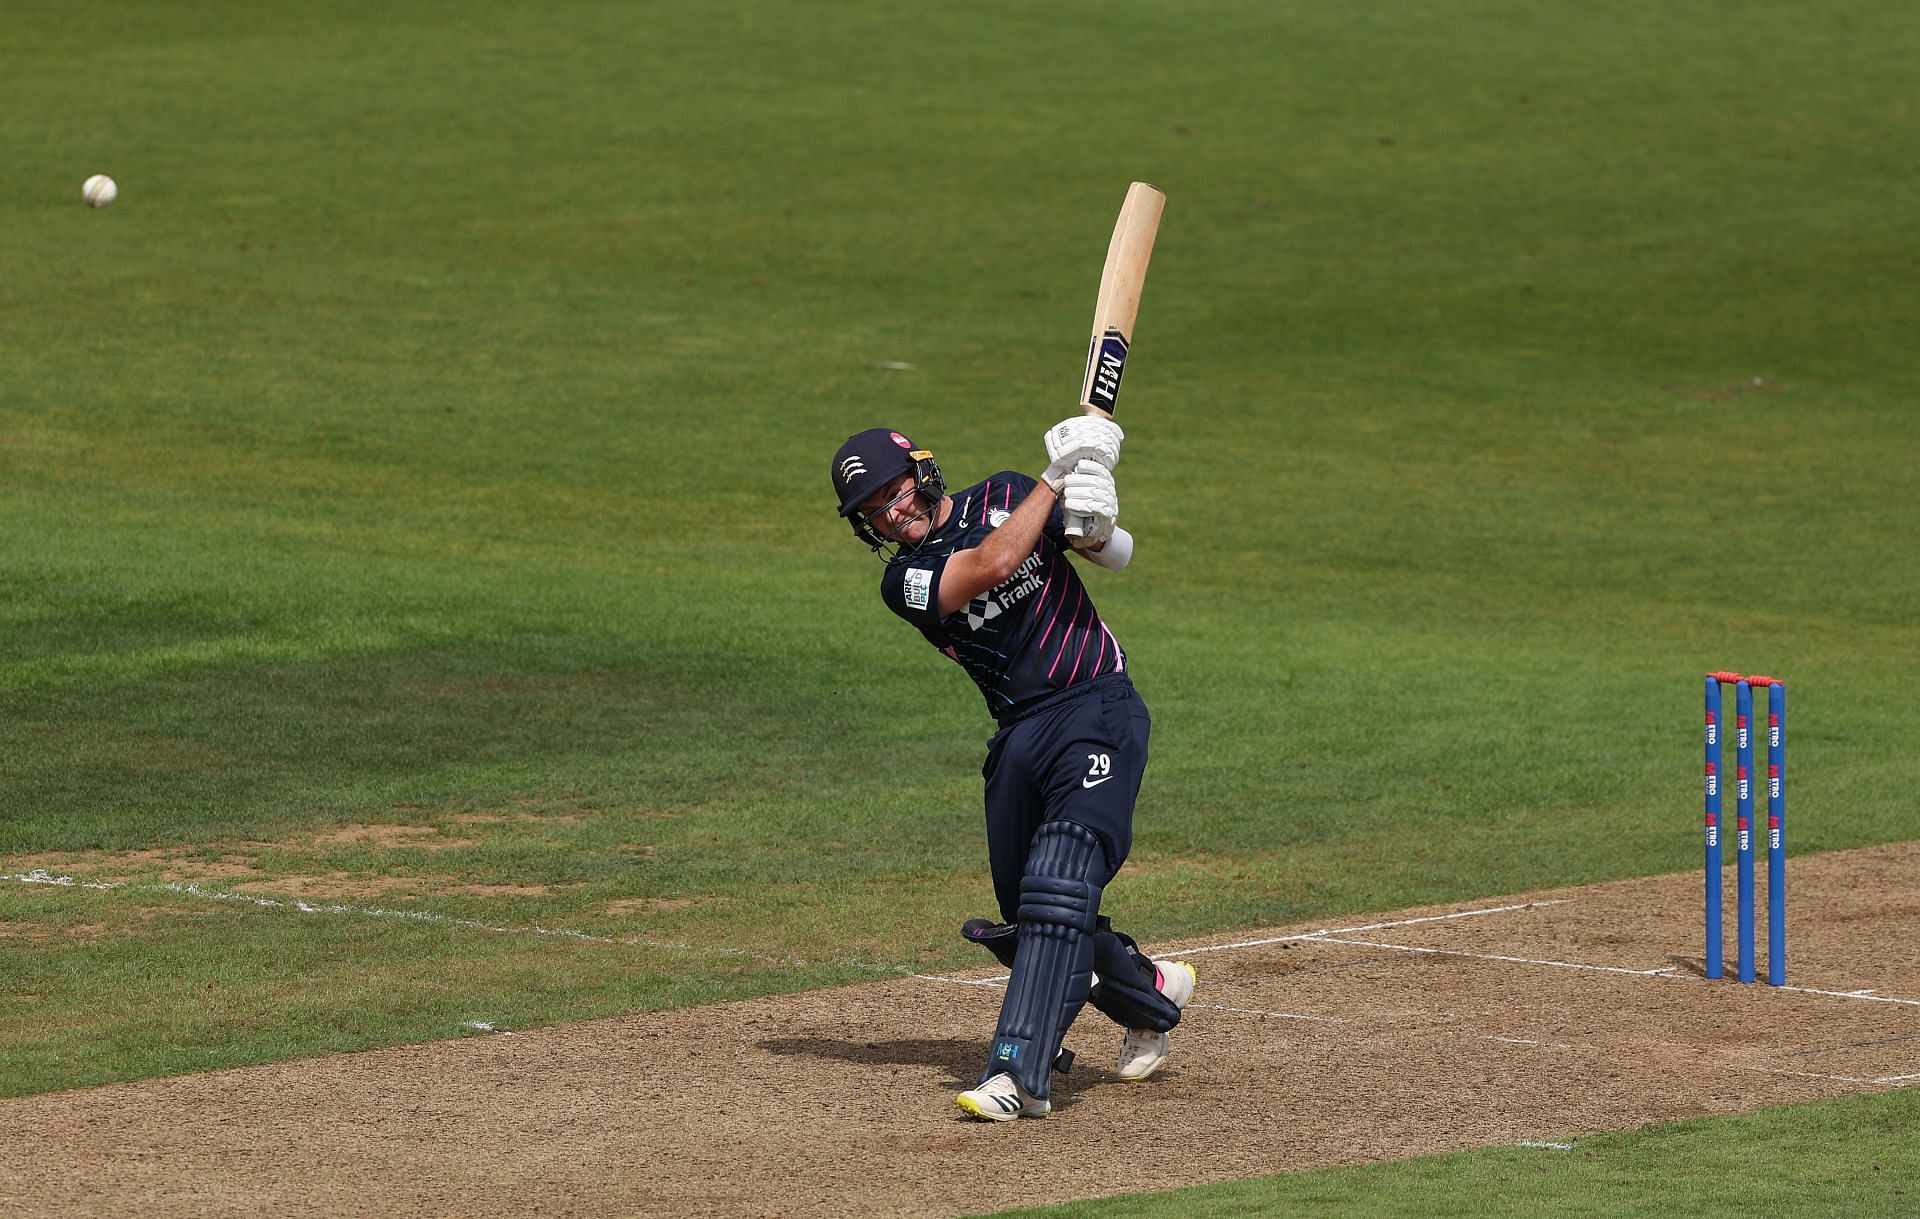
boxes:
[312,825,478,851]
[3,842,1915,1218]
[5,824,556,902]
[5,847,265,885]
[445,812,583,826]
[604,896,702,914]
[5,855,567,903]
[228,874,424,900]
[440,883,556,898]
[224,875,560,901]
[0,922,115,944]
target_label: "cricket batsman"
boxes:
[829,418,1195,1121]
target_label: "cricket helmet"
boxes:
[831,427,945,555]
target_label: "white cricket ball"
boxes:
[82,174,118,208]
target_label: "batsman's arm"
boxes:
[935,482,1061,617]
[1074,527,1133,570]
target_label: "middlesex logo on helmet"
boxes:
[837,455,867,485]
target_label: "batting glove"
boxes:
[1061,459,1118,543]
[1045,416,1124,472]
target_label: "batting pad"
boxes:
[983,820,1106,1099]
[1088,926,1182,1032]
[962,917,1180,1033]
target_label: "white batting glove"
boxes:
[1045,416,1124,471]
[1061,459,1118,544]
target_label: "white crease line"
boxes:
[17,870,1920,1021]
[908,970,1345,1023]
[1178,933,1324,954]
[1518,1140,1573,1150]
[1737,1066,1881,1085]
[1309,935,1679,977]
[1305,932,1920,1013]
[1323,901,1573,936]
[10,872,116,891]
[1782,986,1920,1009]
[1189,1003,1346,1023]
[909,973,1347,1023]
[1876,1072,1920,1083]
[1,871,898,976]
[1486,1036,1574,1050]
[1180,900,1571,956]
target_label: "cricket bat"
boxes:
[1067,181,1163,538]
[1079,181,1165,420]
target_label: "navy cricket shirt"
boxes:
[879,471,1126,725]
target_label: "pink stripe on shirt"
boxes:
[1046,583,1086,680]
[1035,561,1071,651]
[1064,604,1094,684]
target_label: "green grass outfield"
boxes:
[3,0,1916,1210]
[981,1089,1920,1219]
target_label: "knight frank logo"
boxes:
[838,455,867,485]
[963,551,1046,630]
[965,595,1002,632]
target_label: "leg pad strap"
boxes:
[965,916,1181,1033]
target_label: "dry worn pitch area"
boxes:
[4,842,1916,1217]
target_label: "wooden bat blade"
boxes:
[1079,181,1165,419]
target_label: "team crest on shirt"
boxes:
[987,508,1010,528]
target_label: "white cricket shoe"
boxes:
[955,1071,1051,1122]
[1115,959,1197,1081]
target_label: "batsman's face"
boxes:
[860,474,936,544]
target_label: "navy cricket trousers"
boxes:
[981,672,1151,922]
